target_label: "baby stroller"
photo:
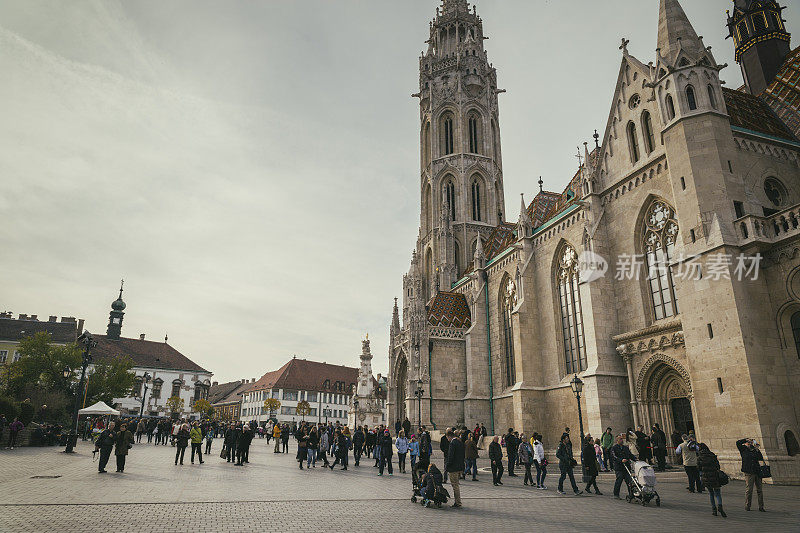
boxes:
[411,464,449,508]
[624,460,661,507]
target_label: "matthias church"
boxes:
[387,0,800,483]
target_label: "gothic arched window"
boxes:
[627,121,640,164]
[643,200,680,320]
[471,177,484,221]
[468,113,481,154]
[665,94,676,120]
[500,276,517,387]
[423,122,431,165]
[686,85,697,111]
[454,240,462,278]
[557,244,586,374]
[441,113,455,155]
[791,311,800,359]
[707,85,717,110]
[445,179,456,221]
[737,21,749,42]
[642,111,656,154]
[423,184,432,233]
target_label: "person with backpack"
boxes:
[675,434,704,493]
[737,438,766,512]
[556,433,583,496]
[698,442,727,517]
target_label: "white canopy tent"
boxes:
[78,401,120,416]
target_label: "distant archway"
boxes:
[395,355,408,425]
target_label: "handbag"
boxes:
[718,470,729,486]
[219,446,226,459]
[760,462,771,479]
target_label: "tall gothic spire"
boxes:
[391,297,400,336]
[657,0,705,66]
[473,233,486,269]
[440,0,470,16]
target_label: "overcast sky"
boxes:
[1,1,796,382]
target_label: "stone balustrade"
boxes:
[735,204,800,245]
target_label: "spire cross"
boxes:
[119,279,124,298]
[593,129,600,149]
[538,176,543,192]
[620,38,630,53]
[575,147,583,166]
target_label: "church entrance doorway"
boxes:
[395,356,408,426]
[671,397,694,435]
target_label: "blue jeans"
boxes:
[464,457,477,479]
[306,448,316,467]
[411,454,417,469]
[709,488,723,509]
[534,460,547,486]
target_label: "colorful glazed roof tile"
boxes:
[723,87,797,141]
[484,222,516,261]
[761,46,800,140]
[527,191,560,228]
[428,291,471,328]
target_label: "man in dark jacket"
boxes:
[611,434,636,499]
[352,427,365,466]
[419,426,431,462]
[402,418,411,439]
[737,438,765,512]
[94,422,116,473]
[505,429,518,476]
[439,432,449,479]
[378,429,394,475]
[488,436,504,485]
[634,426,652,464]
[650,424,667,471]
[236,426,253,465]
[444,428,464,507]
[223,424,239,463]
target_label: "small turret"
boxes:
[106,279,125,340]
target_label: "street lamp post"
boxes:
[414,378,424,428]
[139,372,151,418]
[65,331,97,453]
[570,374,585,447]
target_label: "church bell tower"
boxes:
[106,280,126,340]
[415,0,506,299]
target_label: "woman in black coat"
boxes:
[698,443,726,517]
[582,436,601,495]
[175,423,190,465]
[555,434,582,495]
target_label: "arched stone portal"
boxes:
[635,354,695,460]
[395,355,408,425]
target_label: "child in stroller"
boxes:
[411,462,449,508]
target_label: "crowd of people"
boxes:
[1,411,773,517]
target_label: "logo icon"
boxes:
[578,251,608,284]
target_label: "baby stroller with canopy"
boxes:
[624,460,661,506]
[411,463,449,508]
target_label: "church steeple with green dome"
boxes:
[106,279,126,339]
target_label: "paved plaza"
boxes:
[1,439,799,532]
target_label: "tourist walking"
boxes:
[504,429,518,477]
[439,431,449,477]
[444,428,464,508]
[114,422,134,472]
[600,428,613,472]
[532,433,547,489]
[556,433,582,495]
[190,422,204,464]
[94,422,116,473]
[464,434,478,481]
[6,417,23,449]
[489,436,504,486]
[651,424,667,471]
[518,435,534,486]
[396,430,409,473]
[352,427,364,466]
[698,442,726,517]
[296,428,308,469]
[307,427,319,468]
[402,417,411,438]
[676,434,704,493]
[378,429,393,476]
[281,424,290,453]
[582,435,601,494]
[329,430,348,470]
[737,438,766,512]
[204,427,213,455]
[611,434,636,500]
[175,423,190,465]
[236,426,253,465]
[224,423,238,462]
[273,423,281,453]
[319,427,331,466]
[135,419,145,443]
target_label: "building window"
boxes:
[280,406,296,416]
[171,380,182,398]
[423,122,431,165]
[12,351,21,363]
[785,430,800,457]
[151,379,162,399]
[643,200,680,320]
[441,113,454,155]
[468,113,481,154]
[764,177,787,207]
[642,111,655,154]
[686,85,697,111]
[283,390,298,401]
[132,376,143,397]
[193,385,202,402]
[500,276,517,387]
[769,11,782,30]
[791,312,800,359]
[445,179,456,221]
[738,21,749,42]
[471,178,483,221]
[0,350,7,363]
[627,121,640,164]
[307,391,318,403]
[665,94,676,120]
[557,244,586,374]
[752,12,767,33]
[707,85,717,110]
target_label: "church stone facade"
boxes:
[388,0,800,484]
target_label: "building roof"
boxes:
[484,222,517,261]
[245,358,360,395]
[208,379,251,405]
[428,291,471,328]
[761,45,800,140]
[723,87,797,142]
[0,315,81,344]
[527,191,561,229]
[92,334,210,373]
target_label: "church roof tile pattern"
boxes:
[723,87,797,142]
[761,45,800,140]
[484,222,517,261]
[527,191,560,229]
[93,334,209,373]
[427,291,471,328]
[245,358,360,396]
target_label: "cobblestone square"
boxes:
[1,440,799,532]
